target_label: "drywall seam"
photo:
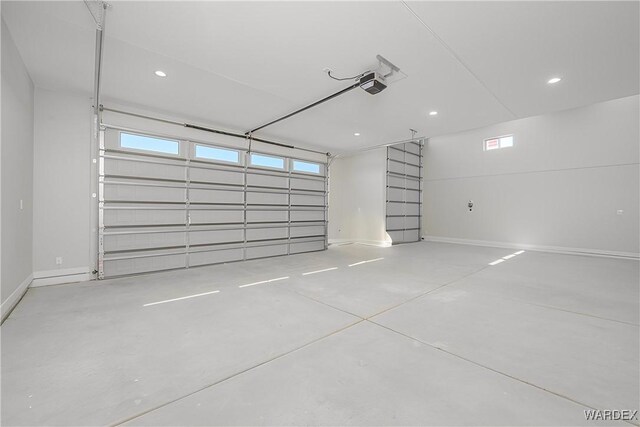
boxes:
[401,1,517,119]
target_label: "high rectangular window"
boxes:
[484,135,513,151]
[120,132,179,155]
[292,160,320,174]
[250,153,284,169]
[195,145,239,163]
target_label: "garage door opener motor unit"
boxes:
[359,72,387,94]
[246,55,402,135]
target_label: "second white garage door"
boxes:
[385,140,423,244]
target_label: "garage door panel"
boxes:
[405,142,420,155]
[189,188,244,204]
[103,231,186,252]
[104,157,186,181]
[246,173,288,189]
[386,202,405,216]
[406,164,420,177]
[246,227,288,241]
[387,187,404,202]
[406,190,420,203]
[189,209,244,224]
[290,225,325,238]
[386,217,404,230]
[103,208,186,227]
[104,183,186,203]
[103,253,187,277]
[404,229,420,242]
[246,244,288,259]
[406,216,420,229]
[291,209,324,222]
[291,194,324,206]
[405,152,420,166]
[406,179,420,190]
[190,167,244,186]
[290,177,324,191]
[189,229,244,245]
[406,203,420,216]
[387,230,404,243]
[387,176,405,188]
[246,209,288,223]
[387,161,405,175]
[388,148,405,162]
[189,248,244,266]
[246,191,288,205]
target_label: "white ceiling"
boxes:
[2,1,638,153]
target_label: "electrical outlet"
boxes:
[617,210,624,215]
[56,257,63,265]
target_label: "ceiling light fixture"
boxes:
[155,70,167,77]
[547,77,561,84]
[429,111,438,116]
[354,133,361,136]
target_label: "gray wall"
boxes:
[328,148,389,245]
[423,95,639,257]
[32,88,92,277]
[1,18,34,316]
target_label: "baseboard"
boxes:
[422,235,640,260]
[1,273,33,323]
[30,267,93,287]
[329,239,392,248]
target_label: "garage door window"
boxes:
[250,153,285,169]
[292,160,320,174]
[120,132,179,155]
[195,145,239,163]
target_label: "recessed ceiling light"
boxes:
[547,77,561,84]
[354,132,361,136]
[429,111,438,116]
[155,70,167,77]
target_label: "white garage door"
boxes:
[386,140,423,244]
[98,126,327,278]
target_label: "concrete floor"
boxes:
[1,242,638,426]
